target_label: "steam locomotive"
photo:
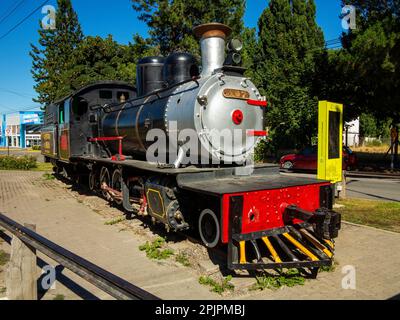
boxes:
[41,23,341,272]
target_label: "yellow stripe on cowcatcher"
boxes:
[299,228,333,258]
[262,237,282,263]
[283,233,319,261]
[239,241,247,264]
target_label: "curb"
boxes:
[346,172,400,180]
[342,221,400,236]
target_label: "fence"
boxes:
[0,213,160,300]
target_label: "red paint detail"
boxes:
[232,110,244,125]
[247,99,268,107]
[247,130,268,137]
[221,183,330,244]
[89,136,126,161]
[111,155,126,161]
[140,194,148,215]
[60,133,68,151]
[89,136,124,142]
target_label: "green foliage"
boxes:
[30,0,84,105]
[60,34,155,92]
[198,275,235,295]
[360,113,392,139]
[175,252,191,267]
[42,173,56,181]
[255,0,325,149]
[31,146,41,151]
[139,237,174,260]
[104,216,126,226]
[320,260,338,273]
[254,139,273,163]
[0,156,37,171]
[131,0,245,56]
[31,0,156,106]
[250,269,305,291]
[34,162,54,172]
[0,250,10,266]
[323,1,400,121]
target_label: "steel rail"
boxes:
[0,213,160,300]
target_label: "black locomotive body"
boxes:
[42,23,341,272]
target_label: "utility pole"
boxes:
[395,125,399,169]
[390,124,399,170]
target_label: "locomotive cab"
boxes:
[42,81,136,164]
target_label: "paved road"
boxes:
[346,177,400,202]
[282,172,400,202]
[0,171,400,300]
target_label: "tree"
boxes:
[58,34,155,93]
[241,27,258,78]
[131,0,245,56]
[255,0,325,150]
[30,0,83,105]
[332,0,400,121]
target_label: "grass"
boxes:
[336,198,400,233]
[139,237,174,260]
[53,294,65,300]
[42,173,55,180]
[250,269,305,291]
[104,216,126,226]
[33,162,54,172]
[175,252,191,267]
[353,145,390,154]
[199,275,235,295]
[0,249,10,266]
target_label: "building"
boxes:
[0,111,44,148]
[344,118,360,147]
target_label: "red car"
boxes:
[280,146,357,171]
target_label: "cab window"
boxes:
[59,103,65,124]
[117,91,129,102]
[99,90,113,99]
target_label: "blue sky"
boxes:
[0,0,343,114]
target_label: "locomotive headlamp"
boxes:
[231,53,242,65]
[227,39,243,53]
[225,39,243,66]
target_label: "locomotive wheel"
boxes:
[89,170,97,192]
[199,209,220,249]
[100,167,111,200]
[111,169,123,205]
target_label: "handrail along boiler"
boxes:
[41,23,341,272]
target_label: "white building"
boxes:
[344,118,360,147]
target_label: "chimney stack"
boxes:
[193,23,232,77]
